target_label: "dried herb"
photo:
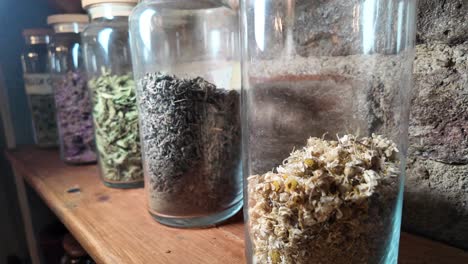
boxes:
[89,72,143,184]
[247,134,400,264]
[28,94,58,147]
[54,71,96,164]
[138,72,241,217]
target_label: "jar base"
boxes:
[149,199,243,228]
[62,160,97,166]
[102,180,144,189]
[35,144,58,149]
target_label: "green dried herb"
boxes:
[89,72,143,185]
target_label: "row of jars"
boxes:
[22,0,417,262]
[22,0,241,223]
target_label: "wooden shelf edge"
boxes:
[5,148,468,264]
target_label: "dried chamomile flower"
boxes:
[248,134,401,264]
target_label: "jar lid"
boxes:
[82,0,137,9]
[22,28,53,44]
[22,28,53,37]
[47,14,89,25]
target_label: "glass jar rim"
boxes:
[82,0,137,9]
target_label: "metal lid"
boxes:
[82,0,138,9]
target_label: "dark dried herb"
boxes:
[89,72,143,185]
[54,71,96,164]
[29,94,58,147]
[138,72,241,217]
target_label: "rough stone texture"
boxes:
[405,158,468,249]
[404,41,468,249]
[417,0,468,45]
[293,0,411,56]
[409,43,468,164]
[294,0,360,56]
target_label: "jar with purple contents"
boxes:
[47,14,97,164]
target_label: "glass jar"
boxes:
[47,14,97,165]
[21,29,58,148]
[242,1,417,263]
[129,0,242,227]
[82,0,143,188]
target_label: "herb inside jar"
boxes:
[54,71,96,164]
[138,72,241,217]
[247,134,400,264]
[29,94,58,147]
[89,72,143,185]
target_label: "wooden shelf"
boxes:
[6,147,468,264]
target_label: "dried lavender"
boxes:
[138,73,241,217]
[89,72,143,186]
[28,94,58,147]
[54,71,96,164]
[247,134,400,264]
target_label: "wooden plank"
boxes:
[399,233,468,264]
[11,167,41,264]
[5,147,468,264]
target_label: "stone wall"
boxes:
[404,0,468,250]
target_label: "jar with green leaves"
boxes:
[82,0,143,188]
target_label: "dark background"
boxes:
[0,1,82,263]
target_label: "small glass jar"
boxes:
[82,0,143,188]
[242,1,417,263]
[129,0,242,227]
[21,29,58,148]
[47,14,97,165]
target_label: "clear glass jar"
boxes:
[242,1,417,263]
[82,0,143,188]
[21,29,58,148]
[47,14,97,165]
[129,0,242,227]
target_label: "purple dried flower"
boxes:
[54,70,96,164]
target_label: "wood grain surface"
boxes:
[6,147,468,264]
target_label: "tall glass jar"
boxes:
[82,0,143,188]
[129,0,242,227]
[47,14,97,165]
[21,29,58,148]
[242,1,416,263]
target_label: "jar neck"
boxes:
[140,0,237,9]
[87,3,134,20]
[52,23,87,34]
[24,35,50,45]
